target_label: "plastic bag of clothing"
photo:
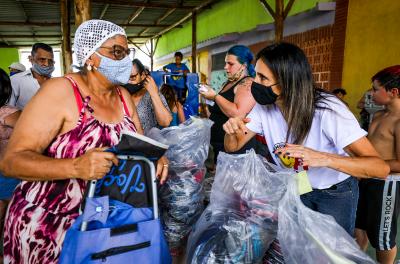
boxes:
[148,117,213,254]
[187,150,287,264]
[188,207,273,264]
[148,116,211,166]
[188,150,375,264]
[277,173,375,264]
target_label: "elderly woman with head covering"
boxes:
[0,20,169,264]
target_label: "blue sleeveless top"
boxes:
[170,112,179,126]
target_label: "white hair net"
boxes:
[73,19,126,66]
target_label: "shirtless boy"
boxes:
[355,65,400,264]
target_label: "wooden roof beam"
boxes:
[99,4,110,19]
[17,1,28,21]
[17,0,195,9]
[156,8,176,24]
[92,0,194,9]
[17,0,39,42]
[0,43,61,48]
[138,28,150,36]
[127,35,154,39]
[123,0,149,27]
[138,8,176,37]
[152,0,217,39]
[0,37,10,46]
[0,21,179,28]
[61,0,72,73]
[124,7,145,25]
[0,34,156,39]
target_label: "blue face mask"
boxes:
[32,63,55,77]
[95,52,132,85]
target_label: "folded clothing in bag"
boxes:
[188,150,375,264]
[108,131,169,160]
[187,151,283,263]
[148,117,212,254]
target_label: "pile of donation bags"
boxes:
[148,117,213,256]
[186,150,375,264]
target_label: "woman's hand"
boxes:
[156,156,169,184]
[199,84,217,100]
[223,117,251,135]
[73,147,119,180]
[277,143,330,168]
[142,75,172,127]
[143,75,159,96]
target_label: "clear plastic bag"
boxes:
[148,116,212,167]
[148,117,213,254]
[188,150,375,264]
[188,207,273,264]
[187,150,286,263]
[277,173,375,264]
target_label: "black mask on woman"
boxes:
[122,81,145,94]
[250,81,278,105]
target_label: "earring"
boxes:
[87,64,92,71]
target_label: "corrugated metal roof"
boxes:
[0,0,27,21]
[0,0,221,47]
[20,2,61,20]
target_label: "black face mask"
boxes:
[122,81,145,94]
[250,81,278,105]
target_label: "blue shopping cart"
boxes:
[60,133,172,264]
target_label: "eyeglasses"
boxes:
[98,45,135,60]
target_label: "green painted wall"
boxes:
[0,48,19,74]
[155,0,330,58]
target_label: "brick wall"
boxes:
[329,0,349,90]
[249,25,334,90]
[286,26,334,90]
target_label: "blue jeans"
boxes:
[0,172,20,200]
[300,176,359,236]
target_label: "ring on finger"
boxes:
[163,164,169,167]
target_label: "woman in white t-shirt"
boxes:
[223,42,389,236]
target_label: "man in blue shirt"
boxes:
[163,51,190,102]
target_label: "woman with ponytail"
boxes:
[199,45,258,168]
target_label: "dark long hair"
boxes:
[256,42,330,144]
[160,84,178,111]
[132,58,148,75]
[0,68,12,107]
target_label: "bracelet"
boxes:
[213,94,219,101]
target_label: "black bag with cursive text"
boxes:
[95,159,153,208]
[94,132,168,208]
